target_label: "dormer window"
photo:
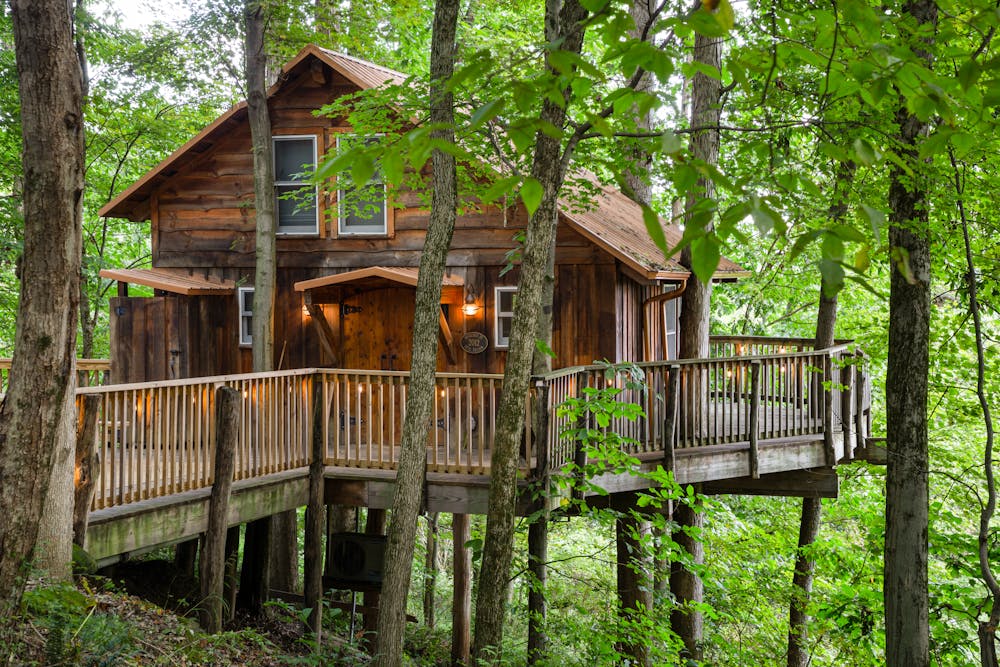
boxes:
[337,135,387,236]
[274,136,318,235]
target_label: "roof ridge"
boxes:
[316,47,407,80]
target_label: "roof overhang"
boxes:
[294,266,464,304]
[100,268,236,296]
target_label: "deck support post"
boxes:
[855,351,867,448]
[237,518,272,615]
[663,365,680,475]
[822,353,835,466]
[749,361,761,479]
[199,385,240,633]
[452,513,472,666]
[841,353,854,460]
[73,394,101,547]
[572,372,590,502]
[362,508,386,649]
[527,382,550,665]
[304,376,326,640]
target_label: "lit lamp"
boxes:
[462,295,480,317]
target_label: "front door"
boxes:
[339,287,415,371]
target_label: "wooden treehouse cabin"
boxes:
[83,45,874,579]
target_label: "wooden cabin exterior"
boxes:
[99,45,746,384]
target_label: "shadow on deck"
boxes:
[78,337,872,565]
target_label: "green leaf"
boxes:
[854,244,871,273]
[959,58,981,92]
[469,99,503,130]
[642,204,668,255]
[482,176,521,204]
[535,338,556,359]
[350,154,376,187]
[852,138,878,166]
[661,130,682,154]
[520,177,544,215]
[818,257,845,294]
[690,235,721,283]
[860,204,885,242]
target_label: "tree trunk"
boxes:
[246,0,297,600]
[472,3,589,662]
[73,394,101,548]
[787,496,821,667]
[671,22,722,662]
[452,514,472,666]
[616,516,652,666]
[199,386,240,633]
[372,1,460,664]
[423,513,439,628]
[0,0,84,616]
[624,0,654,205]
[363,508,386,650]
[884,2,935,665]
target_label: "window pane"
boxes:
[277,185,317,232]
[241,290,253,311]
[341,195,385,231]
[499,318,512,341]
[499,289,514,312]
[275,139,315,181]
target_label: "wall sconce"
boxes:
[462,292,480,317]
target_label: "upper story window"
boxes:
[494,286,517,349]
[238,286,254,346]
[274,136,318,235]
[337,135,387,236]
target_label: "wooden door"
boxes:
[339,287,415,371]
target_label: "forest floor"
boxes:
[2,573,382,667]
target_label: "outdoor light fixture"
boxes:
[462,301,480,316]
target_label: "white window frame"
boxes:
[663,296,679,360]
[494,286,517,349]
[273,135,319,235]
[336,134,387,236]
[238,286,254,347]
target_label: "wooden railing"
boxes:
[0,358,110,393]
[75,337,868,511]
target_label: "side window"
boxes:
[494,287,516,349]
[274,136,318,234]
[337,135,387,236]
[663,296,678,360]
[238,287,254,346]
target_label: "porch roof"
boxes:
[99,268,236,296]
[293,266,463,293]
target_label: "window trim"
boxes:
[494,286,517,349]
[238,286,254,347]
[336,134,388,236]
[273,134,319,236]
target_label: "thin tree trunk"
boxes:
[472,3,589,662]
[424,513,439,628]
[0,0,84,615]
[452,514,472,666]
[372,1,459,663]
[670,498,704,661]
[884,2,935,664]
[617,516,652,666]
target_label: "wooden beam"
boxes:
[438,306,456,365]
[701,467,839,498]
[304,292,339,365]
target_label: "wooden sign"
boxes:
[460,332,488,355]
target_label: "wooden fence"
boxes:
[75,338,867,511]
[0,358,110,394]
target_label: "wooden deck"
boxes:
[76,337,872,563]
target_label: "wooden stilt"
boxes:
[73,394,101,547]
[198,385,239,633]
[362,508,386,648]
[174,540,198,579]
[237,518,272,616]
[223,526,240,623]
[423,513,439,628]
[452,513,471,666]
[304,382,326,640]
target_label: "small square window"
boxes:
[273,136,318,235]
[238,287,254,346]
[494,287,517,348]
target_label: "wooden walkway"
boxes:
[75,337,871,563]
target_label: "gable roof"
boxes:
[100,44,746,282]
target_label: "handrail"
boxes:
[0,357,110,391]
[73,338,868,513]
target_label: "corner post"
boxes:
[854,351,867,451]
[749,361,761,479]
[822,352,835,466]
[663,365,681,474]
[840,352,855,460]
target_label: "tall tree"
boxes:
[372,0,460,663]
[471,1,589,661]
[0,0,84,614]
[672,14,722,662]
[884,0,936,663]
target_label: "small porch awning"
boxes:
[99,268,236,296]
[293,266,464,303]
[294,266,464,366]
